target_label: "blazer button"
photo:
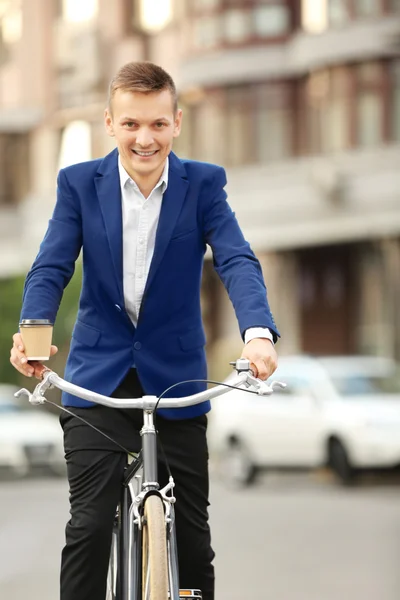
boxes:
[115,304,122,312]
[134,342,142,350]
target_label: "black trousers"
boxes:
[60,369,215,600]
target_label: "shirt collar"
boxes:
[118,155,169,194]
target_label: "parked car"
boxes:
[208,355,400,486]
[0,384,65,477]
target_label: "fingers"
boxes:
[241,338,278,381]
[251,358,276,381]
[10,332,34,377]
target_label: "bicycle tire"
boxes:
[142,494,169,600]
[106,523,119,600]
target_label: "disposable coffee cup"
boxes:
[19,319,53,361]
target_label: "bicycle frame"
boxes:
[114,410,181,600]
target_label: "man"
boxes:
[10,62,279,600]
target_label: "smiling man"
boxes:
[10,62,279,600]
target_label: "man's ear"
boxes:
[173,108,183,138]
[104,108,115,137]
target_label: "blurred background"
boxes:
[1,1,400,599]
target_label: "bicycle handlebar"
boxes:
[14,358,286,410]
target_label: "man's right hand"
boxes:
[10,332,58,379]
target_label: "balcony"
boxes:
[224,144,400,252]
[179,15,400,89]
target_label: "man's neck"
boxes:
[123,160,166,199]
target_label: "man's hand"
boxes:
[10,332,58,379]
[240,337,277,380]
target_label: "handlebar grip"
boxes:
[33,364,51,380]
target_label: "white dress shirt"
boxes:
[119,156,168,326]
[118,156,274,344]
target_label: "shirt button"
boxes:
[134,342,142,350]
[115,304,122,311]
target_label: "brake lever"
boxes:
[256,379,287,395]
[244,373,286,395]
[230,359,286,395]
[14,369,54,405]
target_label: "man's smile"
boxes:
[131,149,159,157]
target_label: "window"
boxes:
[192,92,226,164]
[62,0,98,22]
[137,0,172,32]
[356,63,383,147]
[0,0,22,64]
[328,0,350,26]
[226,87,255,166]
[192,0,221,9]
[331,370,400,395]
[305,68,350,153]
[193,15,221,48]
[190,81,293,165]
[302,0,328,33]
[392,60,400,142]
[390,0,400,12]
[253,3,290,37]
[224,8,252,43]
[0,133,30,206]
[303,0,389,31]
[357,94,382,146]
[256,83,292,161]
[324,68,350,152]
[354,0,380,17]
[191,0,293,49]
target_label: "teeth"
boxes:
[134,150,156,156]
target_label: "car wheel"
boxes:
[219,438,256,488]
[329,439,355,486]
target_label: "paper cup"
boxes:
[19,319,54,361]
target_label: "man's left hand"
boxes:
[240,338,278,380]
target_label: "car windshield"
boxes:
[0,392,26,413]
[0,402,21,413]
[331,369,400,396]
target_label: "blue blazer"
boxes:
[20,149,279,419]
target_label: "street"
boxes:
[0,472,399,600]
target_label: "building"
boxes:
[1,0,400,364]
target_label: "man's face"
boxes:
[104,89,182,182]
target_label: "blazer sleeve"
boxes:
[20,169,83,324]
[201,166,280,341]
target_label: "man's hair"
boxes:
[108,61,178,114]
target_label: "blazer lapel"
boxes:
[94,149,124,301]
[144,153,189,296]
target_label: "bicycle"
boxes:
[15,358,285,600]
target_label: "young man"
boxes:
[10,62,279,600]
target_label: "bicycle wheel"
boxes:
[106,522,119,600]
[142,494,169,600]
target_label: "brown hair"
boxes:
[108,61,178,114]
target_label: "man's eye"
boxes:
[125,122,135,128]
[155,122,166,128]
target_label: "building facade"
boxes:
[1,0,400,363]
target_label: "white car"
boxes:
[0,384,66,477]
[208,355,400,486]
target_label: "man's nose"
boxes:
[136,128,154,147]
